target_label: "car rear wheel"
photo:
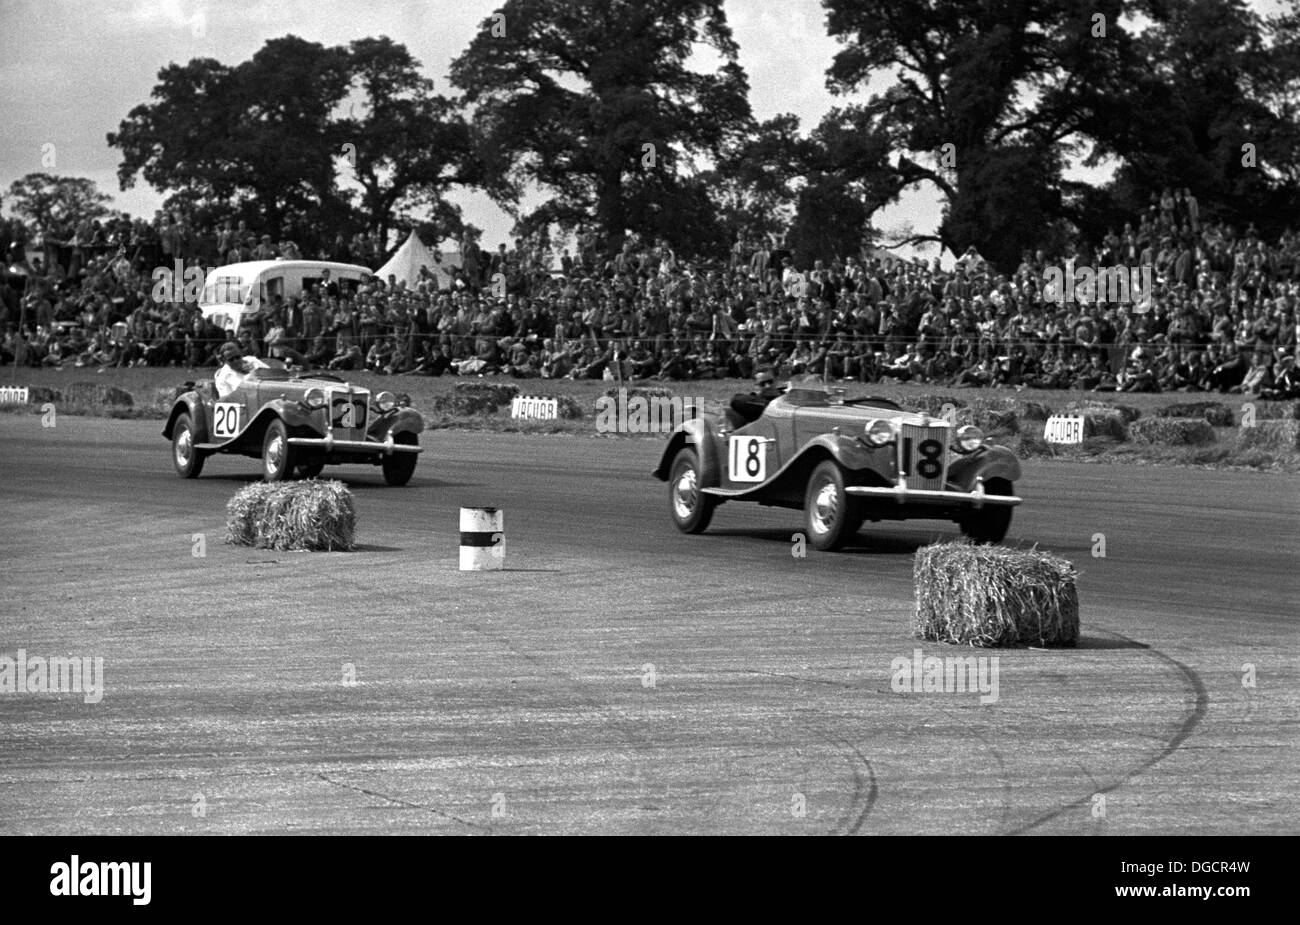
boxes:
[261,419,296,482]
[959,478,1014,544]
[172,412,205,479]
[381,432,418,486]
[805,460,858,551]
[668,447,716,534]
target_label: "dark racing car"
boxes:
[163,364,423,485]
[652,385,1022,550]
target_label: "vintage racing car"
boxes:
[163,365,423,484]
[653,387,1022,549]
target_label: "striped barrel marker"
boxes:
[459,507,504,571]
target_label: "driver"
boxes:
[729,366,785,426]
[215,341,269,398]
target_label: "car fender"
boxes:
[373,407,424,439]
[220,401,318,453]
[652,416,721,487]
[163,393,208,441]
[947,445,1022,490]
[760,433,889,500]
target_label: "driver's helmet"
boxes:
[219,341,241,363]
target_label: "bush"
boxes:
[913,541,1080,647]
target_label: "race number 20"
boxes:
[213,402,241,438]
[728,435,767,483]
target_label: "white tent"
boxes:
[376,231,460,291]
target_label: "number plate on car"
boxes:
[213,402,241,438]
[728,435,767,483]
[898,424,948,490]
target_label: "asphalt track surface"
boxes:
[1,415,1297,835]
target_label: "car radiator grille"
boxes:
[328,390,369,432]
[897,423,950,491]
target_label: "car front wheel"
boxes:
[262,419,296,482]
[172,412,205,479]
[668,447,716,534]
[805,460,858,551]
[959,478,1014,543]
[381,432,418,486]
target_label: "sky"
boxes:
[0,0,1289,254]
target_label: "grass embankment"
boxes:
[2,366,1296,471]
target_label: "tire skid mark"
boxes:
[924,697,1014,835]
[821,729,877,836]
[1007,628,1209,835]
[735,672,880,835]
[389,593,655,817]
[315,771,491,832]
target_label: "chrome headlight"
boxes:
[302,387,327,410]
[956,425,985,452]
[374,391,397,412]
[864,418,894,446]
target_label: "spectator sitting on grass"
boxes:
[1259,354,1299,399]
[1234,348,1275,395]
[366,335,394,373]
[327,343,363,371]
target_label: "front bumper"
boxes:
[287,433,422,455]
[845,482,1021,508]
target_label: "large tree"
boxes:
[823,0,1151,270]
[4,174,112,235]
[1078,0,1300,237]
[449,0,753,256]
[108,35,473,251]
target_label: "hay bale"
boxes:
[555,395,585,419]
[435,381,521,415]
[1237,419,1300,453]
[912,394,967,417]
[25,386,62,405]
[976,408,1020,434]
[151,384,190,409]
[225,479,356,551]
[1014,434,1055,458]
[1081,411,1128,441]
[1063,400,1140,424]
[62,381,135,408]
[914,542,1079,648]
[1019,401,1052,421]
[603,384,674,402]
[1129,416,1216,446]
[1156,401,1234,426]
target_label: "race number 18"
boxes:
[728,435,767,482]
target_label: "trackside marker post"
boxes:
[460,507,504,570]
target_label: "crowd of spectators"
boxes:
[2,191,1299,400]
